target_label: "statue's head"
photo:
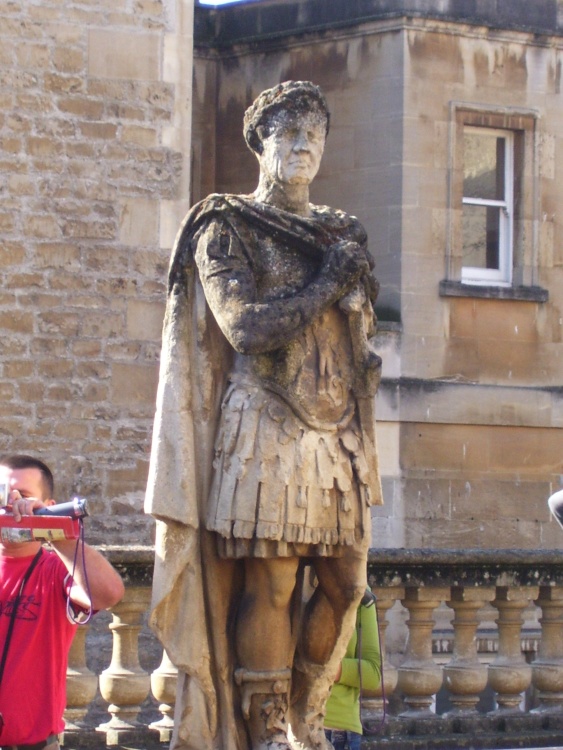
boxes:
[243,80,330,156]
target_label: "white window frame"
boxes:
[461,126,514,286]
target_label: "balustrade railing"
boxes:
[61,547,563,750]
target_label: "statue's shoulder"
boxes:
[188,193,234,224]
[190,193,254,221]
[169,195,254,289]
[173,194,243,250]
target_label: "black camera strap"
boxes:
[66,522,93,625]
[0,547,43,686]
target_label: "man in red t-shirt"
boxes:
[0,454,125,749]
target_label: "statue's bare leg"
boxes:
[235,556,300,750]
[289,551,367,750]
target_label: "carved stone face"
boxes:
[257,109,327,187]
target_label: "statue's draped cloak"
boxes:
[145,194,382,750]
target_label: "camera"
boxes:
[35,497,89,519]
[0,497,89,542]
[0,484,88,518]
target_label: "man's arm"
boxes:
[10,494,125,611]
[50,539,125,612]
[338,603,382,691]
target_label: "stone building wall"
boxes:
[0,0,194,545]
[192,0,563,552]
[4,0,563,553]
[389,20,563,550]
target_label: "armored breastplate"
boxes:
[233,304,355,430]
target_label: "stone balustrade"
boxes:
[61,547,563,750]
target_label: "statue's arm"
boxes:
[194,220,370,355]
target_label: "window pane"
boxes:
[462,204,500,269]
[463,132,505,200]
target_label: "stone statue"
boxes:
[145,80,383,750]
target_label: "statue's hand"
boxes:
[322,240,369,287]
[338,284,366,314]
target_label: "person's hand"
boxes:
[322,241,369,287]
[9,490,50,522]
[334,663,342,682]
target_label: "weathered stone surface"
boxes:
[0,0,190,545]
[146,80,384,750]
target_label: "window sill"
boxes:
[439,280,548,302]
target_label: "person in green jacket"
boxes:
[324,590,382,750]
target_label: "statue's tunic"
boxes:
[192,201,380,558]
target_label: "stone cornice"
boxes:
[194,0,563,49]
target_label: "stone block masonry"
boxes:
[0,0,191,546]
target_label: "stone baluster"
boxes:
[397,586,450,717]
[488,585,538,713]
[64,622,98,732]
[97,586,152,745]
[532,585,563,713]
[360,585,404,724]
[443,586,495,715]
[150,648,178,742]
